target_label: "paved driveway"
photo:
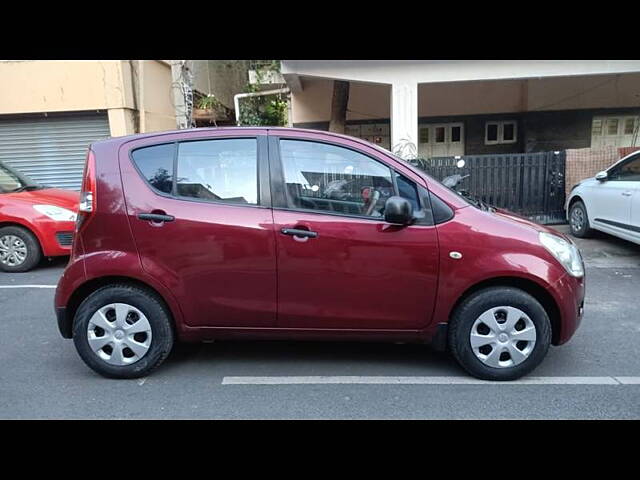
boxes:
[0,225,639,419]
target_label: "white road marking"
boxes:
[222,376,640,385]
[0,285,56,289]
[615,377,640,384]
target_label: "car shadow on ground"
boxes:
[164,339,460,374]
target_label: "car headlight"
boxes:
[33,204,77,222]
[539,232,584,277]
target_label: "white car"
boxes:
[566,151,640,245]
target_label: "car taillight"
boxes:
[76,149,96,230]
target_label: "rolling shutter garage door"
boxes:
[0,112,111,191]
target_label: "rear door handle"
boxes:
[622,191,633,197]
[137,213,175,223]
[281,228,318,238]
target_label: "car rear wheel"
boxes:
[569,200,593,238]
[448,287,551,381]
[72,284,174,379]
[0,226,42,272]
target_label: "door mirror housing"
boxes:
[384,196,414,225]
[595,171,608,181]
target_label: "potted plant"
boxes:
[193,94,221,123]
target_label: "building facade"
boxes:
[0,60,178,190]
[281,61,640,159]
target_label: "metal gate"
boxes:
[0,112,111,191]
[412,151,566,224]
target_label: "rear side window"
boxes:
[131,144,175,194]
[177,138,258,205]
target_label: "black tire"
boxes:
[569,200,593,238]
[448,287,552,381]
[72,284,174,379]
[0,225,42,272]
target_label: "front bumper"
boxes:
[34,219,75,257]
[551,271,585,345]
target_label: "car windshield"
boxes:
[0,162,42,193]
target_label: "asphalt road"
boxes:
[1,225,639,419]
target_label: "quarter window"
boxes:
[131,143,175,194]
[280,139,394,217]
[176,138,258,204]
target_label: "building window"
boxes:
[418,123,465,157]
[485,121,517,145]
[592,115,639,148]
[451,125,462,143]
[419,127,429,143]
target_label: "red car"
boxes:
[0,161,78,272]
[55,128,585,381]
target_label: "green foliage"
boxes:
[196,94,221,110]
[237,62,288,127]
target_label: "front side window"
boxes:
[177,138,258,204]
[280,139,394,217]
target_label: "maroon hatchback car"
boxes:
[55,127,585,380]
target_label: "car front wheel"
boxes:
[72,284,174,379]
[569,200,593,238]
[448,287,552,381]
[0,225,42,272]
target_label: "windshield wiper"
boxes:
[9,185,42,193]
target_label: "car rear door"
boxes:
[120,130,277,328]
[268,131,440,331]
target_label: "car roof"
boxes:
[90,126,386,151]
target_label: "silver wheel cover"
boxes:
[470,306,537,369]
[87,303,153,366]
[570,205,585,232]
[0,235,27,266]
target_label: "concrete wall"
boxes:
[291,78,390,124]
[0,60,177,137]
[191,60,252,110]
[283,60,640,86]
[139,60,176,133]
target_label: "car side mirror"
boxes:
[595,171,608,182]
[384,196,414,225]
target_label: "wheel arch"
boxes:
[65,275,179,338]
[567,194,585,212]
[447,276,562,345]
[0,221,43,249]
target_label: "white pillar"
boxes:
[390,81,418,159]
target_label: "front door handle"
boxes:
[281,228,318,239]
[622,191,633,197]
[138,212,175,223]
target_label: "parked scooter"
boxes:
[441,159,493,211]
[442,159,470,193]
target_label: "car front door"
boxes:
[590,153,640,235]
[269,132,440,331]
[120,131,277,328]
